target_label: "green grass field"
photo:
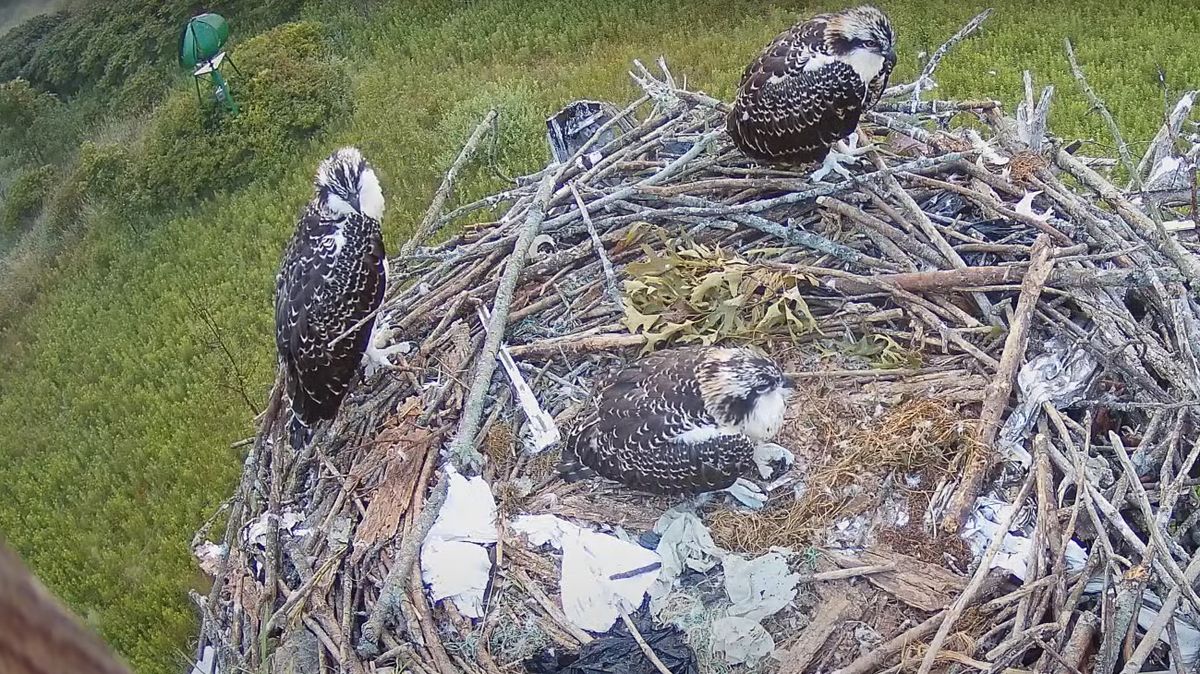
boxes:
[1,1,1199,672]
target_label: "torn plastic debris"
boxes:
[193,540,226,578]
[545,100,632,168]
[242,509,306,547]
[647,510,797,667]
[240,508,307,577]
[712,615,774,666]
[1135,592,1200,667]
[419,465,498,619]
[513,514,662,633]
[189,645,217,674]
[998,337,1096,466]
[723,552,800,621]
[523,610,699,674]
[476,303,560,454]
[961,495,1088,581]
[649,509,725,611]
[1078,580,1200,666]
[1013,190,1054,223]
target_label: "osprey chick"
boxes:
[275,147,394,449]
[559,346,796,508]
[727,5,896,181]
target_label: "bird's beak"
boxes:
[350,193,361,214]
[886,47,897,65]
[782,374,797,392]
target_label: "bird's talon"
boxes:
[810,149,859,183]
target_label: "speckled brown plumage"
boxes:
[727,5,896,164]
[558,346,792,495]
[274,148,387,447]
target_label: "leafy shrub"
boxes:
[0,12,68,92]
[1,165,55,238]
[41,146,124,240]
[76,142,135,204]
[132,21,351,208]
[0,79,63,163]
[0,0,303,101]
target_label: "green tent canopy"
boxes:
[179,13,230,69]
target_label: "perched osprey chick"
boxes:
[559,346,796,508]
[274,147,391,448]
[727,5,896,181]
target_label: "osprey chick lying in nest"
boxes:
[559,346,797,508]
[727,4,897,182]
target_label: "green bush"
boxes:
[0,79,63,163]
[132,21,351,208]
[76,142,135,203]
[38,142,138,239]
[0,0,303,102]
[0,165,55,238]
[0,12,68,93]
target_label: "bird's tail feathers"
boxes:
[288,413,313,451]
[556,442,596,483]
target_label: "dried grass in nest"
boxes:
[1008,150,1050,183]
[493,479,530,519]
[898,608,994,673]
[841,397,974,478]
[710,397,974,553]
[877,502,973,570]
[483,588,555,667]
[483,421,517,476]
[525,446,562,482]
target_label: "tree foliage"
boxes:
[0,165,55,239]
[0,79,63,163]
[127,21,351,209]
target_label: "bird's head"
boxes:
[824,5,897,73]
[314,146,385,221]
[698,348,795,441]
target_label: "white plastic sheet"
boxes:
[419,466,498,618]
[513,514,662,633]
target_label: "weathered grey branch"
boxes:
[401,109,499,256]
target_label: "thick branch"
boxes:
[448,168,562,470]
[943,235,1055,534]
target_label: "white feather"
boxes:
[325,194,356,216]
[674,426,725,443]
[803,52,836,72]
[326,228,347,256]
[740,388,787,442]
[840,48,885,84]
[357,166,385,221]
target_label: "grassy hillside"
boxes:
[1,1,1198,672]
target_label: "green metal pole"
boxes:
[209,70,238,116]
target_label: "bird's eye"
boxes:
[863,39,878,49]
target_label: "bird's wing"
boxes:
[729,18,868,161]
[274,208,385,424]
[655,433,757,493]
[274,204,322,374]
[740,16,827,82]
[564,348,757,493]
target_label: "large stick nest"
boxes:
[193,16,1200,674]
